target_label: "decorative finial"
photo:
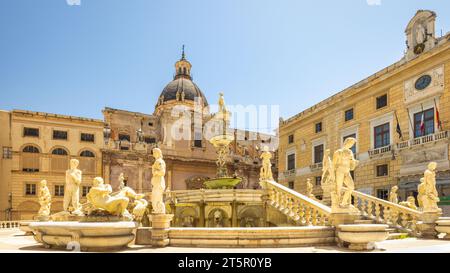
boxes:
[181,44,185,60]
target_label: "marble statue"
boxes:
[321,149,334,185]
[38,180,51,218]
[332,137,358,208]
[399,196,418,210]
[213,210,224,227]
[181,90,185,101]
[86,177,131,218]
[306,178,316,200]
[136,128,144,143]
[321,149,334,203]
[118,173,126,190]
[218,92,227,113]
[416,23,426,44]
[115,186,148,221]
[259,146,273,181]
[418,162,441,212]
[151,148,166,214]
[64,159,83,215]
[176,90,181,101]
[389,186,399,204]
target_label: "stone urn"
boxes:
[337,224,389,251]
[435,219,450,239]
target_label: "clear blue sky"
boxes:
[0,0,449,125]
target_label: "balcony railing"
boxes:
[283,169,296,178]
[368,145,392,157]
[396,131,449,150]
[310,162,323,171]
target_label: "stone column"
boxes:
[148,214,174,247]
[231,201,238,227]
[138,159,143,193]
[198,201,205,227]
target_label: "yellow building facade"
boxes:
[278,11,450,204]
[0,110,104,220]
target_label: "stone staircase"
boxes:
[353,219,409,240]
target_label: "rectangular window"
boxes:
[288,181,294,189]
[315,122,322,133]
[376,164,389,177]
[194,131,202,148]
[25,183,36,196]
[315,176,322,186]
[376,94,388,109]
[53,130,68,140]
[288,134,294,144]
[144,137,156,144]
[54,185,65,197]
[81,133,95,143]
[376,189,389,200]
[23,127,39,137]
[345,108,354,121]
[287,154,295,171]
[82,186,91,197]
[343,134,357,154]
[413,108,435,138]
[314,144,324,164]
[2,147,12,159]
[374,123,390,149]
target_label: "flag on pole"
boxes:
[395,111,403,139]
[434,99,443,131]
[420,104,425,136]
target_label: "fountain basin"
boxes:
[29,221,138,251]
[337,224,389,251]
[209,134,234,147]
[203,177,242,189]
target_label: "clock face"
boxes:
[415,75,432,91]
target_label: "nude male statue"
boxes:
[332,138,358,208]
[64,159,83,215]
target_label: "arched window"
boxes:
[80,150,95,157]
[23,146,39,153]
[51,148,68,156]
[183,67,187,74]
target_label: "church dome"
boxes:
[156,47,208,108]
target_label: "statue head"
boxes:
[263,145,269,152]
[93,177,105,187]
[343,137,357,149]
[407,196,416,203]
[70,159,79,169]
[152,148,163,159]
[40,180,47,187]
[428,162,437,171]
[420,177,425,183]
[391,185,398,192]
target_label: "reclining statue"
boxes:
[86,177,131,219]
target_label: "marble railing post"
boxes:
[418,211,442,238]
[198,201,205,227]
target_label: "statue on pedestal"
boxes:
[259,146,273,181]
[151,148,166,214]
[118,173,126,190]
[38,180,51,218]
[321,149,334,203]
[416,23,427,45]
[218,92,227,113]
[389,186,399,204]
[306,178,316,200]
[399,196,418,210]
[332,138,358,209]
[418,162,441,212]
[86,177,131,219]
[64,159,83,215]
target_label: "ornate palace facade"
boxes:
[278,11,450,204]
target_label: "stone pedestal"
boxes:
[149,214,174,247]
[418,211,442,239]
[330,206,360,226]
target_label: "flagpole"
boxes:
[406,108,414,139]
